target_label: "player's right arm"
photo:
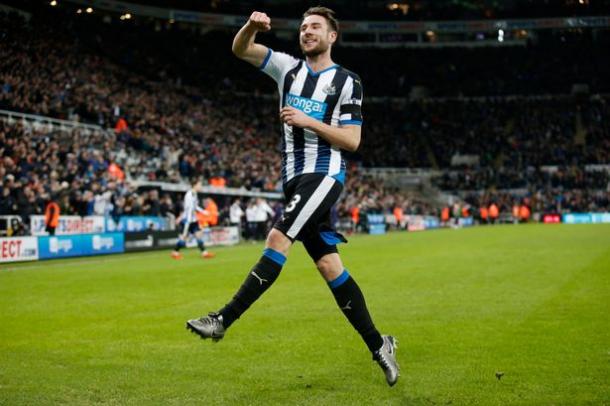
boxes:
[232,11,271,67]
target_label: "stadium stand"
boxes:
[1,2,609,237]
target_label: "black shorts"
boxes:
[274,173,347,261]
[182,221,201,235]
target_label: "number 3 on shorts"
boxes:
[285,194,301,212]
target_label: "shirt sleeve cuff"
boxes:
[339,120,362,126]
[259,48,273,70]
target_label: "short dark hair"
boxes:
[303,6,339,33]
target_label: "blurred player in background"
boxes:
[171,179,215,260]
[186,7,399,386]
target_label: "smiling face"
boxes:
[299,14,337,57]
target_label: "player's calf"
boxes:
[187,247,287,341]
[326,269,400,385]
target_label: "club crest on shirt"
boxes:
[322,83,337,95]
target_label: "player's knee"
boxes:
[265,228,291,256]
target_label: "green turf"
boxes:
[1,224,609,405]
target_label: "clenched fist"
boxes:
[248,11,271,32]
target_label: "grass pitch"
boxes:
[1,224,609,405]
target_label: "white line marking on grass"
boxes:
[0,251,244,273]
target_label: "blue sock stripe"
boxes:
[177,240,186,248]
[263,248,287,266]
[328,269,350,289]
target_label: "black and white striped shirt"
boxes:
[260,49,363,184]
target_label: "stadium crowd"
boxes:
[458,189,610,222]
[1,6,609,235]
[0,120,173,220]
[435,166,610,191]
[46,7,610,98]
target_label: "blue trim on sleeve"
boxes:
[339,120,362,126]
[263,248,287,266]
[259,48,273,70]
[328,269,350,289]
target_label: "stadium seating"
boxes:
[1,5,609,231]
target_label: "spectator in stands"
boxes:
[489,202,499,224]
[229,198,244,232]
[245,199,257,240]
[252,198,274,241]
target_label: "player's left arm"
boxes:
[279,109,361,152]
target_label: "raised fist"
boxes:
[248,11,271,32]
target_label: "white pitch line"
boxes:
[0,251,245,273]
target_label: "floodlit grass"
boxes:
[1,224,609,405]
